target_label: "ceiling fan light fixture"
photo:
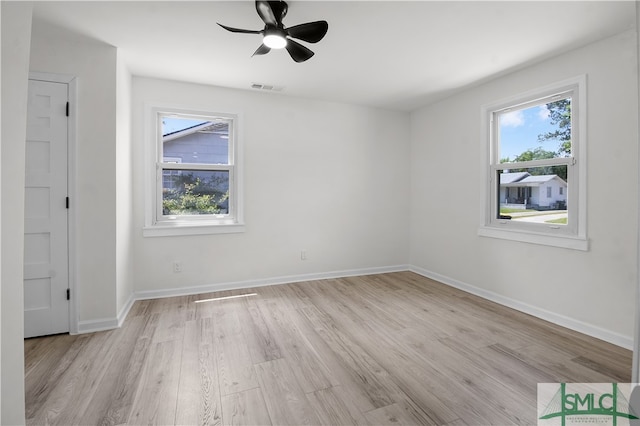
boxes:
[218,1,328,62]
[263,31,287,49]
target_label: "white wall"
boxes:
[132,77,410,294]
[116,51,134,319]
[29,20,119,326]
[410,31,639,345]
[1,3,32,423]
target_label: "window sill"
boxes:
[143,221,245,237]
[478,226,588,251]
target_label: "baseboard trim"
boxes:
[76,317,119,334]
[73,293,136,334]
[75,265,408,334]
[409,265,633,350]
[117,293,136,328]
[75,264,634,350]
[134,265,410,301]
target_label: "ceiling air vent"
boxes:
[251,83,284,92]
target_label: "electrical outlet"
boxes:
[301,250,307,260]
[173,261,182,273]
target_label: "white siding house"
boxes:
[500,172,567,209]
[163,121,228,164]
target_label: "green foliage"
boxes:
[512,147,556,162]
[499,208,537,214]
[538,99,571,156]
[500,147,557,164]
[503,147,568,180]
[163,175,229,215]
[502,99,572,180]
[545,217,568,225]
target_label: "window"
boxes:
[144,106,243,237]
[479,76,587,250]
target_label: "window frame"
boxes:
[478,76,588,251]
[143,105,244,237]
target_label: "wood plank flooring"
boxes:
[24,272,632,425]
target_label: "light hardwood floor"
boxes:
[25,272,632,425]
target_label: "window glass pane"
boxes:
[162,170,230,215]
[498,97,571,163]
[162,116,230,165]
[497,165,568,225]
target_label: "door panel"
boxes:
[24,79,69,338]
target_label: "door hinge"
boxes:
[66,288,70,300]
[66,102,69,117]
[66,197,69,209]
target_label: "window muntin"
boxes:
[480,77,586,250]
[148,110,241,232]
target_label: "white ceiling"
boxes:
[32,1,636,111]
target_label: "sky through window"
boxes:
[499,104,565,161]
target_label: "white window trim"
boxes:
[143,104,244,237]
[478,75,588,251]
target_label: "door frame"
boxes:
[28,71,78,334]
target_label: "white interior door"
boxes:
[24,79,69,338]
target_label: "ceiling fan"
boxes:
[218,0,329,63]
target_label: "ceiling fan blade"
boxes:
[217,23,261,34]
[285,39,314,63]
[255,0,278,26]
[252,44,271,56]
[286,21,328,43]
[268,1,288,22]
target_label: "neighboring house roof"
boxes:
[500,172,530,184]
[163,121,229,143]
[520,175,558,184]
[501,172,567,187]
[163,122,212,142]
